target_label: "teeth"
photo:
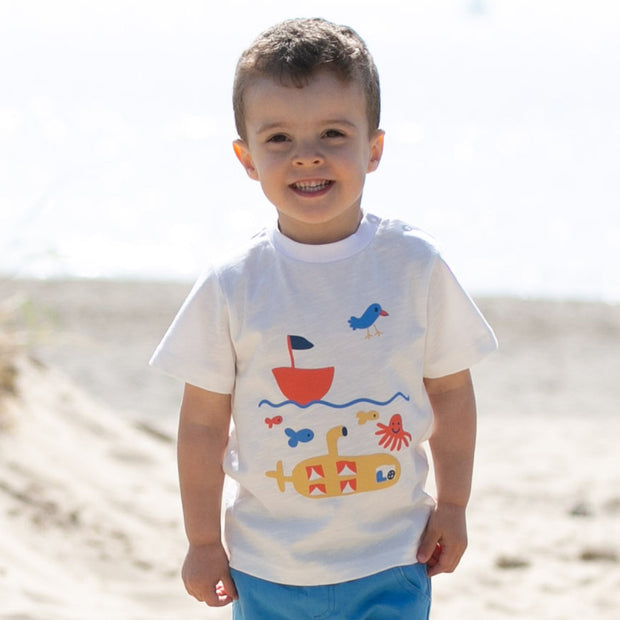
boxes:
[293,180,331,192]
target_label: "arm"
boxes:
[177,383,237,606]
[416,369,477,577]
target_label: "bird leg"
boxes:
[365,325,383,339]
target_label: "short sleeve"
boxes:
[423,257,498,378]
[149,270,236,394]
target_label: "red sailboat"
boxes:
[272,335,334,406]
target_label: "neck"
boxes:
[277,209,363,245]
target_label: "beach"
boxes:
[1,279,619,619]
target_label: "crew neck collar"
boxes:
[270,213,380,263]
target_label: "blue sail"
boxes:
[288,335,314,350]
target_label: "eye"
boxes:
[267,133,289,144]
[323,129,345,139]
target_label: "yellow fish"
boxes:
[356,410,379,425]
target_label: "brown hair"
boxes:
[232,18,381,140]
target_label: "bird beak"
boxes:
[380,310,389,316]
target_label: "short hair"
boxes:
[232,18,381,141]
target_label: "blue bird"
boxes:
[285,428,314,448]
[348,303,389,339]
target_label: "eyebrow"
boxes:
[255,122,286,135]
[256,119,359,135]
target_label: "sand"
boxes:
[1,279,619,619]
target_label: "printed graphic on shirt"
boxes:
[356,410,379,425]
[270,335,335,406]
[285,428,314,448]
[265,426,401,498]
[264,416,283,429]
[348,303,389,339]
[260,335,409,410]
[260,391,409,410]
[375,414,412,451]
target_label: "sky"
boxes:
[1,0,619,300]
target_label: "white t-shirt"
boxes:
[150,213,497,586]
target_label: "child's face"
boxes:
[233,70,384,244]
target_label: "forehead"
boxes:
[242,70,368,129]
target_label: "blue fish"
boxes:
[285,428,314,448]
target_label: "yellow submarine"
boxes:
[266,426,400,499]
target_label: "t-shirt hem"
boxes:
[228,551,422,587]
[149,350,233,394]
[423,337,498,379]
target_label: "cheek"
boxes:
[351,147,375,176]
[257,153,288,177]
[342,146,368,167]
[332,153,369,185]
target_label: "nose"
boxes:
[293,141,324,166]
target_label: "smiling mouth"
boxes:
[290,180,334,194]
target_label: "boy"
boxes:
[151,18,497,619]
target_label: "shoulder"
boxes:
[195,226,278,293]
[371,214,441,261]
[216,227,275,269]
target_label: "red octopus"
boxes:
[375,414,412,451]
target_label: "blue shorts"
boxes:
[230,563,431,620]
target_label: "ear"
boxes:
[367,129,385,173]
[233,139,259,180]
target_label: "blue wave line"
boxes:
[258,392,410,410]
